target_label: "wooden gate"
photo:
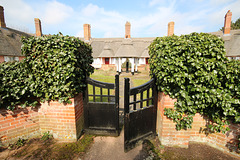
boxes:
[84,75,119,136]
[124,78,157,152]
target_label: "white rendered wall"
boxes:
[139,58,146,65]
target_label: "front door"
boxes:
[105,58,109,64]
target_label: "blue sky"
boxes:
[0,0,240,38]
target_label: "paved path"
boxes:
[83,130,147,160]
[83,73,148,160]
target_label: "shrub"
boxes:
[0,33,94,109]
[149,32,240,133]
[0,61,37,110]
[41,131,53,141]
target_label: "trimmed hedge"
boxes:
[0,33,94,110]
[0,61,36,109]
[149,32,240,133]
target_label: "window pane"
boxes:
[4,56,17,62]
[14,57,19,61]
[4,56,10,62]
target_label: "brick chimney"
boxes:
[83,24,91,41]
[223,10,232,35]
[0,6,6,28]
[168,21,174,36]
[34,18,42,37]
[125,21,131,38]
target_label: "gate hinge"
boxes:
[125,114,130,119]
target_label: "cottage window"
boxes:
[4,56,19,62]
[228,57,240,60]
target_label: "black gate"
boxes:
[124,78,157,152]
[84,75,119,136]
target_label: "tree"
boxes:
[231,18,240,30]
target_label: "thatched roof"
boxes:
[210,29,240,57]
[89,37,154,58]
[0,27,31,56]
[98,45,114,57]
[141,47,150,57]
[2,26,239,59]
[88,30,240,58]
[115,39,138,57]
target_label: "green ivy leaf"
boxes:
[149,32,240,134]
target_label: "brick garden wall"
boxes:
[0,107,40,146]
[100,64,116,71]
[19,56,25,61]
[98,64,150,72]
[0,55,4,63]
[157,92,240,157]
[137,64,150,72]
[0,93,84,146]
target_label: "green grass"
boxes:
[55,135,94,159]
[132,79,150,87]
[10,134,94,160]
[88,69,152,104]
[131,78,153,109]
[88,70,115,102]
[88,85,114,102]
[90,69,116,83]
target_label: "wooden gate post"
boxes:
[115,74,120,135]
[124,78,130,114]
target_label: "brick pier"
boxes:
[0,93,84,146]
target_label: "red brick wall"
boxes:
[100,64,116,71]
[83,24,91,41]
[157,92,240,157]
[224,10,232,35]
[125,21,131,38]
[74,93,84,139]
[98,64,149,72]
[19,56,25,61]
[0,107,40,145]
[0,6,6,28]
[137,64,150,71]
[34,18,42,37]
[0,93,84,146]
[0,56,4,63]
[168,21,175,36]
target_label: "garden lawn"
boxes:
[88,70,115,102]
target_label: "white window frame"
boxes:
[4,56,19,62]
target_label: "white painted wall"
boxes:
[228,57,240,60]
[129,58,134,72]
[93,58,100,64]
[92,58,101,68]
[92,57,150,70]
[111,58,116,64]
[135,58,138,71]
[121,58,126,64]
[139,58,146,65]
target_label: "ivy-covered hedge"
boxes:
[0,33,94,110]
[0,61,36,109]
[149,32,240,133]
